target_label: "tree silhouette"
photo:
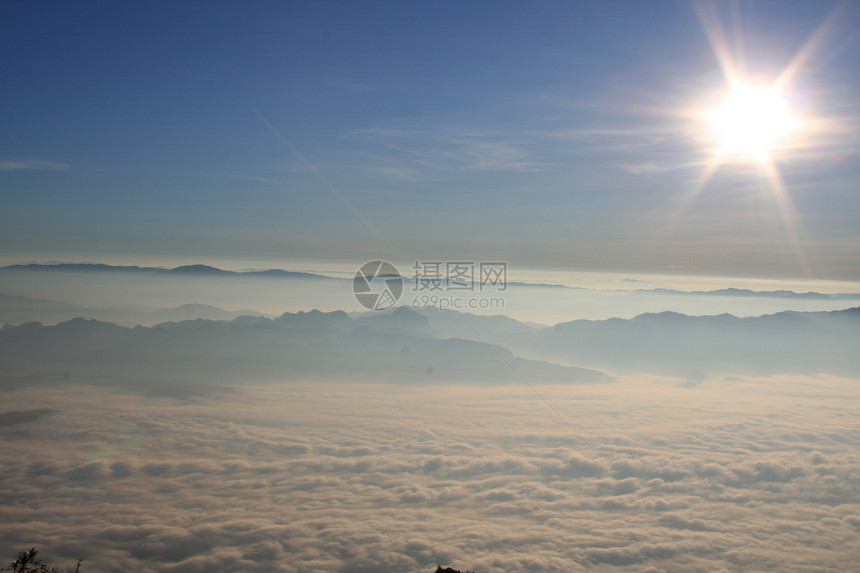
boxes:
[4,548,81,573]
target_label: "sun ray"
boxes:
[673,1,847,278]
[694,1,741,85]
[759,158,812,277]
[774,3,846,92]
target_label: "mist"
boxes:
[2,264,859,327]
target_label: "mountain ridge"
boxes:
[4,263,859,299]
[0,308,611,389]
[2,262,335,280]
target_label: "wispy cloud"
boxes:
[0,159,69,172]
[620,162,661,175]
[349,125,557,173]
[323,76,375,93]
[179,171,283,184]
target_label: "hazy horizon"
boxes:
[3,261,860,326]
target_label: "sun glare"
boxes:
[707,84,796,159]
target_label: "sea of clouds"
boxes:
[1,375,858,572]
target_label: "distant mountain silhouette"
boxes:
[0,308,609,389]
[5,304,857,391]
[1,262,335,280]
[0,294,269,327]
[247,269,337,279]
[2,263,153,273]
[396,306,860,378]
[150,304,269,323]
[160,264,229,275]
[5,262,857,298]
[642,287,860,300]
[3,262,860,381]
[534,307,860,377]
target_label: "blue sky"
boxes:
[2,1,859,280]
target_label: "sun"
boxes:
[706,83,797,159]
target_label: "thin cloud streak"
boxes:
[0,160,69,172]
[252,108,398,257]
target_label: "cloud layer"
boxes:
[1,375,858,572]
